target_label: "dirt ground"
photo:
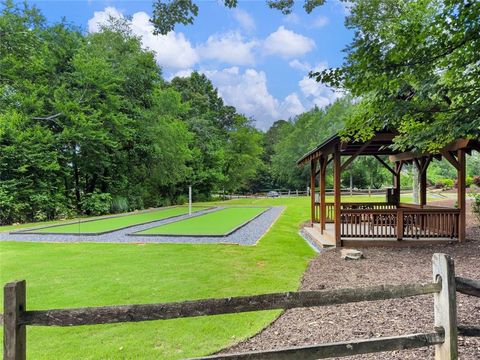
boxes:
[224,200,480,359]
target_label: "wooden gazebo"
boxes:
[297,131,479,248]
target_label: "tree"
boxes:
[221,116,263,192]
[270,99,352,189]
[314,0,480,152]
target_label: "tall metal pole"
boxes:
[189,186,192,216]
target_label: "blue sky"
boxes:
[28,0,353,130]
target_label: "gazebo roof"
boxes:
[297,130,480,166]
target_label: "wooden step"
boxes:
[303,225,336,248]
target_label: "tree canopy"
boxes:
[150,0,479,152]
[0,1,264,224]
[314,0,480,151]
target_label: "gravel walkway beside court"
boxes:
[0,206,284,245]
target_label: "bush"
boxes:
[81,191,112,215]
[472,193,480,222]
[0,187,26,225]
[176,194,188,205]
[473,176,480,187]
[435,178,455,190]
[466,176,473,188]
[110,196,129,213]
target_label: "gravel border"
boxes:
[0,206,284,245]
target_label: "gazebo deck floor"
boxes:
[306,223,458,248]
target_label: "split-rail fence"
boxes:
[3,253,480,360]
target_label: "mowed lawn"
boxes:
[0,195,416,359]
[138,207,267,236]
[22,206,208,234]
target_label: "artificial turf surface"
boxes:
[22,206,208,234]
[137,207,267,236]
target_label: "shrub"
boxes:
[466,176,473,187]
[435,178,455,190]
[0,187,26,225]
[472,193,480,222]
[176,194,188,205]
[473,176,480,187]
[81,191,112,215]
[110,196,129,213]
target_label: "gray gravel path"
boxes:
[0,206,284,245]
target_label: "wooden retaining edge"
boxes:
[18,282,440,326]
[188,331,444,360]
[455,276,480,297]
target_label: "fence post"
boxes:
[432,254,457,359]
[4,280,26,360]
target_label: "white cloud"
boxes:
[203,67,305,129]
[289,59,311,72]
[280,93,306,118]
[88,7,123,33]
[198,32,257,66]
[312,15,329,28]
[88,8,198,70]
[263,26,315,58]
[233,9,255,32]
[283,13,300,24]
[168,69,194,80]
[297,63,341,108]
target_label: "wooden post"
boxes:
[320,157,326,233]
[457,150,466,242]
[394,161,402,206]
[432,254,457,360]
[333,144,342,247]
[420,158,428,206]
[396,208,403,240]
[4,280,26,360]
[310,160,316,226]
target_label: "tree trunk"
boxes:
[413,164,419,204]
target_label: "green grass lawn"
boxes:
[0,197,315,359]
[0,194,425,359]
[21,206,208,234]
[137,207,266,236]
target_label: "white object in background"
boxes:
[189,186,192,215]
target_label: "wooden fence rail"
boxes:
[3,253,480,360]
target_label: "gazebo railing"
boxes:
[340,208,460,239]
[314,202,395,223]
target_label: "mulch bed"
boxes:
[224,200,480,359]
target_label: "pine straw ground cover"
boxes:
[225,200,480,359]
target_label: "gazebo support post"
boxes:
[420,160,428,206]
[394,161,402,206]
[457,150,466,242]
[310,159,316,226]
[319,156,326,233]
[333,144,342,246]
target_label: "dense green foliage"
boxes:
[315,0,480,151]
[2,1,479,225]
[0,1,262,224]
[150,0,479,152]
